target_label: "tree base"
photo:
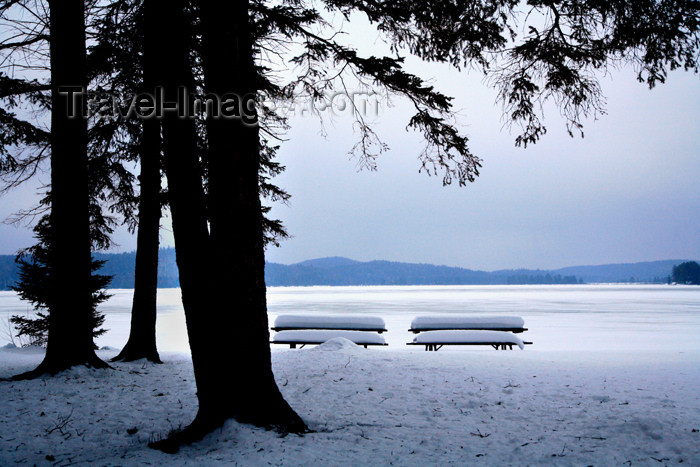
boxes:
[149,400,307,454]
[12,353,111,381]
[110,345,162,364]
[149,413,224,454]
[235,400,308,435]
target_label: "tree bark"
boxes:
[197,0,306,430]
[148,0,305,451]
[111,120,162,363]
[15,0,108,379]
[145,0,222,451]
[112,5,163,364]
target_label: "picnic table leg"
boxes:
[290,344,296,349]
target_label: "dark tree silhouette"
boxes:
[672,261,700,285]
[93,3,165,364]
[1,1,160,365]
[145,0,243,450]
[198,0,304,430]
[147,0,699,451]
[2,0,699,450]
[110,109,162,364]
[10,214,110,348]
[12,0,110,378]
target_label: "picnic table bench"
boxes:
[407,330,531,351]
[271,315,388,349]
[407,316,532,351]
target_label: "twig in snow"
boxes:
[46,409,74,439]
[551,445,568,457]
[470,429,490,438]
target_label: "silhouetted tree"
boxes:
[10,214,110,348]
[672,261,700,285]
[147,0,699,451]
[12,0,111,378]
[1,1,159,364]
[90,2,165,364]
[4,0,698,450]
[194,0,303,436]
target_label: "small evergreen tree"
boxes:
[10,215,110,348]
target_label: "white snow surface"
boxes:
[410,315,526,330]
[1,346,699,465]
[412,330,526,349]
[272,330,386,345]
[1,285,699,464]
[273,314,386,330]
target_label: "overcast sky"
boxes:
[1,21,698,271]
[260,64,700,270]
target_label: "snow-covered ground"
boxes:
[0,285,699,465]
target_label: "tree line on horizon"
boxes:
[1,0,698,453]
[3,251,697,289]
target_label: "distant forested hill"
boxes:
[0,252,692,290]
[265,258,583,286]
[94,248,180,288]
[0,254,18,291]
[0,248,181,291]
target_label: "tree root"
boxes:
[110,346,163,364]
[149,403,308,454]
[12,354,111,381]
[149,414,225,454]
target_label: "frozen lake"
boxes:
[1,284,699,355]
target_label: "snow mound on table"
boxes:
[413,330,525,349]
[273,314,386,330]
[272,330,386,345]
[410,315,525,330]
[313,337,360,352]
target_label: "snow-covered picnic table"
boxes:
[407,315,532,351]
[271,315,388,349]
[271,330,387,349]
[408,330,528,351]
[409,315,527,333]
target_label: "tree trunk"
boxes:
[15,0,108,379]
[145,0,222,451]
[111,121,162,363]
[197,0,306,430]
[112,6,163,364]
[148,0,305,451]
